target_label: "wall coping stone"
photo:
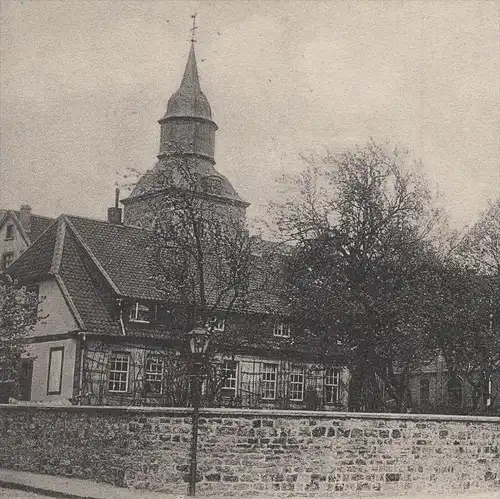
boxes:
[1,403,500,423]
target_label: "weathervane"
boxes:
[190,13,197,43]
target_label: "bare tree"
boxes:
[121,145,282,402]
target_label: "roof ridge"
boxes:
[64,213,146,231]
[63,215,122,295]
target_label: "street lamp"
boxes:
[188,327,210,497]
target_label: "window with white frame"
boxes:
[145,355,164,394]
[5,224,14,240]
[1,252,14,271]
[261,363,278,400]
[47,347,64,395]
[324,367,341,404]
[212,317,226,332]
[221,360,238,395]
[273,321,290,338]
[289,367,304,401]
[108,353,130,392]
[129,302,156,323]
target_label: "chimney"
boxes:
[19,204,32,233]
[107,188,123,224]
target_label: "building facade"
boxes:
[5,43,348,411]
[0,206,54,271]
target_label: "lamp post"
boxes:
[188,327,210,497]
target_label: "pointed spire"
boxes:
[163,42,213,121]
[180,42,201,92]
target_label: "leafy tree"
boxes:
[270,141,443,411]
[433,199,500,413]
[458,198,500,275]
[0,275,38,398]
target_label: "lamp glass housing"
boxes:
[188,327,210,355]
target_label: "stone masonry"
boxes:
[0,405,499,496]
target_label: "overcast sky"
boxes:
[1,0,498,229]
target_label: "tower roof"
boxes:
[163,43,212,121]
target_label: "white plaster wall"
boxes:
[26,338,77,404]
[34,278,78,337]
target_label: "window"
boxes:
[47,347,64,395]
[108,353,130,392]
[203,175,223,194]
[273,321,290,338]
[212,317,226,332]
[221,360,238,395]
[447,376,463,407]
[419,378,430,406]
[290,367,304,401]
[1,252,14,271]
[485,377,493,407]
[325,368,341,404]
[261,363,278,400]
[145,355,164,394]
[129,302,156,323]
[5,224,14,240]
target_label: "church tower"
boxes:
[122,42,248,226]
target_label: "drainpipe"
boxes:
[77,332,86,405]
[117,299,126,335]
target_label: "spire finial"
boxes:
[190,13,197,43]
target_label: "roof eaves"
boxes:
[63,215,122,295]
[53,273,85,330]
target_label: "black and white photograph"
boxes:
[0,1,498,498]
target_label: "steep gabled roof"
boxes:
[6,219,59,278]
[64,215,164,301]
[6,213,285,335]
[0,209,55,244]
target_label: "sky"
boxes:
[0,0,498,229]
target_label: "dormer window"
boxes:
[273,321,290,338]
[210,317,226,332]
[5,224,14,240]
[129,302,156,323]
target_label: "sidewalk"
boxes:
[0,469,183,499]
[0,468,497,499]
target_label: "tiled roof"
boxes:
[58,222,121,334]
[26,214,55,241]
[0,209,55,243]
[65,215,165,301]
[6,213,286,335]
[6,220,58,279]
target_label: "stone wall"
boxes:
[0,405,499,496]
